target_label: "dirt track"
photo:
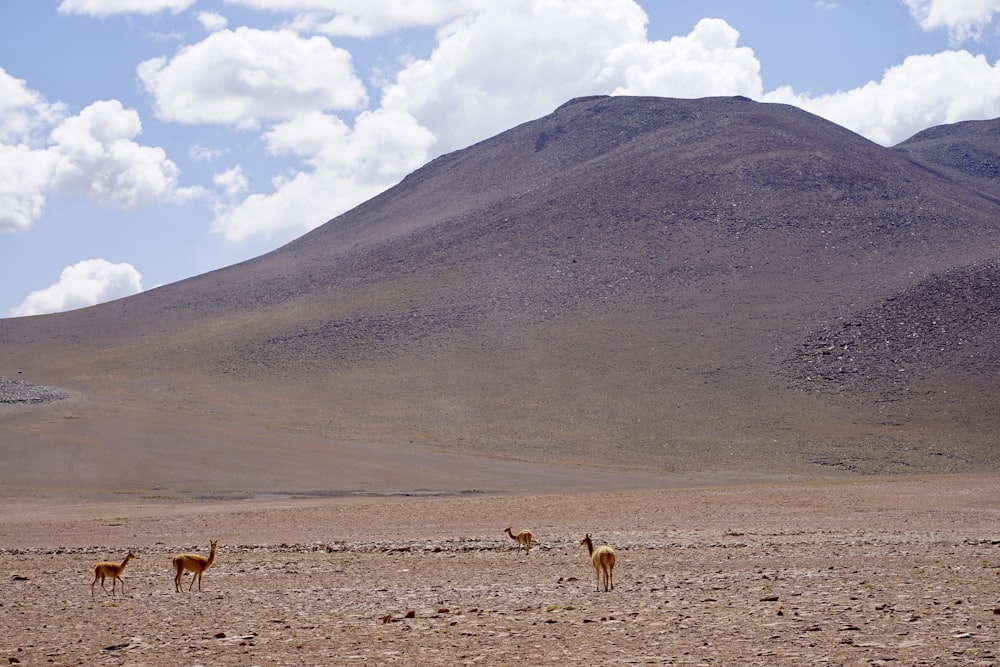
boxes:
[3,476,1000,665]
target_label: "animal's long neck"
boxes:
[121,553,133,568]
[584,538,594,556]
[505,529,514,539]
[206,546,216,566]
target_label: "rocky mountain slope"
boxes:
[2,95,998,491]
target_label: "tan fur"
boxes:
[91,549,136,598]
[504,527,534,555]
[172,540,217,592]
[581,533,615,592]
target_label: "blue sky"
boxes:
[1,0,999,317]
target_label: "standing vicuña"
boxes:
[91,549,137,598]
[581,533,615,592]
[172,540,217,592]
[504,527,534,555]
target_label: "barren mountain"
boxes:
[2,95,999,496]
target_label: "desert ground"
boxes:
[3,475,1000,665]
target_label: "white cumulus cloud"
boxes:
[11,259,143,317]
[211,108,434,241]
[137,27,367,127]
[0,145,53,233]
[189,144,224,162]
[210,169,380,241]
[213,165,250,199]
[0,69,182,232]
[602,17,763,99]
[48,100,180,209]
[197,11,229,32]
[765,50,1000,145]
[903,0,1000,42]
[0,67,66,146]
[57,0,196,18]
[381,0,648,154]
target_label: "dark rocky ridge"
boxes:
[2,95,999,483]
[785,258,1000,402]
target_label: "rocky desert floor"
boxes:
[3,476,1000,666]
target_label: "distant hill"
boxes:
[895,116,1000,200]
[2,95,998,491]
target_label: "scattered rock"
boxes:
[0,377,68,404]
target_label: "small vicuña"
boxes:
[91,549,137,598]
[172,540,217,592]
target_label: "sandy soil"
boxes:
[3,476,1000,665]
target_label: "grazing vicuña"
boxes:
[504,527,534,555]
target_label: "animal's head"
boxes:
[580,533,592,546]
[128,549,138,558]
[210,540,218,549]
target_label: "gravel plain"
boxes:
[3,477,1000,665]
